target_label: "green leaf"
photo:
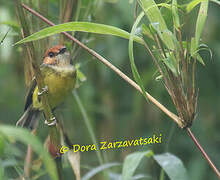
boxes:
[195,0,208,48]
[190,38,207,65]
[199,43,213,59]
[172,0,180,28]
[15,22,144,45]
[77,69,87,82]
[129,11,148,101]
[122,151,153,180]
[157,3,172,10]
[138,0,175,50]
[154,152,188,180]
[142,24,153,39]
[196,54,205,65]
[162,55,178,76]
[0,21,20,32]
[82,163,120,180]
[210,0,220,6]
[186,0,206,13]
[160,4,173,30]
[75,63,87,82]
[191,44,213,65]
[0,125,58,180]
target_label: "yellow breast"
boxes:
[32,65,76,110]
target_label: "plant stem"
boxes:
[24,129,37,178]
[186,128,220,179]
[73,91,104,165]
[73,91,110,180]
[21,3,220,178]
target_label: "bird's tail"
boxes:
[16,106,40,130]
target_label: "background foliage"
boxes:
[0,0,220,179]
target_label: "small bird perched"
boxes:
[16,45,77,129]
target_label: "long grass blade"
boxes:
[0,126,58,180]
[14,22,144,45]
[195,0,208,48]
[138,0,174,50]
[128,12,148,101]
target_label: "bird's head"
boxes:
[43,45,71,66]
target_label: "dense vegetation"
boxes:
[0,0,220,179]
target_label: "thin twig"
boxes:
[0,28,10,45]
[21,3,220,178]
[24,129,37,177]
[187,128,220,179]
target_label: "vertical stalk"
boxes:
[187,128,220,179]
[15,1,61,179]
[73,91,104,165]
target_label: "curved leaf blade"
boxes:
[82,162,120,180]
[210,0,220,6]
[129,12,148,101]
[186,0,205,13]
[195,0,208,47]
[138,0,174,50]
[122,151,153,180]
[15,22,144,45]
[172,0,180,29]
[0,125,58,180]
[154,152,188,180]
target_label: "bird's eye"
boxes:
[48,52,55,58]
[59,47,66,54]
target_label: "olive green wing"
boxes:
[24,64,52,111]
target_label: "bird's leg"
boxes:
[45,116,57,126]
[38,85,48,96]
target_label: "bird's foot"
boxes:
[45,117,57,126]
[38,85,48,96]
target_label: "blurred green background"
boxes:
[0,0,220,179]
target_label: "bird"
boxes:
[16,45,77,130]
